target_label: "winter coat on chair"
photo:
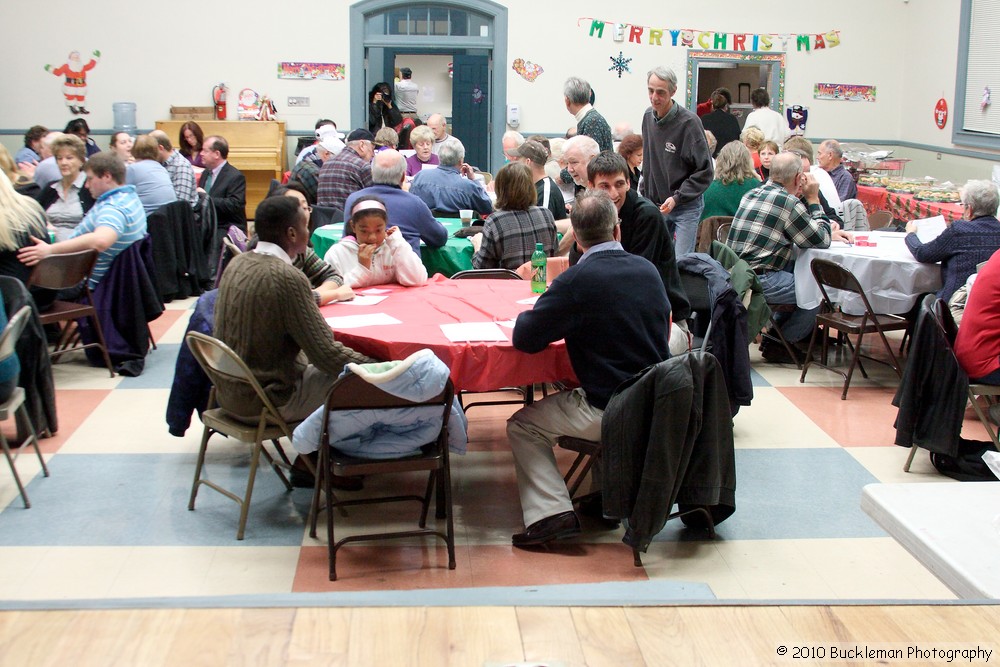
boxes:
[601,351,736,553]
[293,349,468,458]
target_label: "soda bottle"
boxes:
[530,243,546,294]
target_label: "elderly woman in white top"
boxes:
[36,134,93,241]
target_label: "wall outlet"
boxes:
[287,97,310,107]
[936,152,942,160]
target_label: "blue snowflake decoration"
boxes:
[609,51,632,78]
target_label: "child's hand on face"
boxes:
[386,226,400,237]
[357,243,377,268]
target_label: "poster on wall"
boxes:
[512,58,544,82]
[813,83,875,102]
[45,50,101,115]
[277,62,346,80]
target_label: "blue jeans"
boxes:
[665,198,704,256]
[758,267,819,343]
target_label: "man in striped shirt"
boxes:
[728,152,851,359]
[19,151,146,294]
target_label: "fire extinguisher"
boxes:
[213,83,228,120]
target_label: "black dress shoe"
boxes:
[512,511,581,547]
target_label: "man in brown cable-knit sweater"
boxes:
[214,196,375,422]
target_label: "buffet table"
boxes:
[795,232,942,315]
[856,185,964,224]
[321,275,576,392]
[311,218,474,278]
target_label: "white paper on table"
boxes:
[360,288,392,295]
[421,163,438,171]
[319,223,344,232]
[494,319,517,329]
[983,451,1000,479]
[516,296,540,305]
[326,313,401,329]
[335,295,388,306]
[913,215,947,243]
[440,322,509,342]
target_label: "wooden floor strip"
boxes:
[1,605,998,666]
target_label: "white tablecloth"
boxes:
[794,231,942,315]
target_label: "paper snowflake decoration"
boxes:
[609,51,632,78]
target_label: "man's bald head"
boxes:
[371,149,406,186]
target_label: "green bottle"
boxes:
[530,242,546,294]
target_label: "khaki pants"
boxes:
[506,389,603,526]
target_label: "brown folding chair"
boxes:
[695,216,733,253]
[0,306,50,508]
[28,250,115,377]
[185,332,297,540]
[307,372,456,581]
[800,258,910,399]
[868,210,893,230]
[450,269,540,409]
[715,221,733,244]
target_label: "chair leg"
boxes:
[260,445,292,492]
[236,440,264,540]
[188,426,213,510]
[443,461,456,571]
[903,445,920,472]
[419,471,434,528]
[86,313,117,377]
[968,392,1000,449]
[16,404,49,479]
[0,432,30,508]
[766,313,803,370]
[840,333,868,400]
[799,322,822,384]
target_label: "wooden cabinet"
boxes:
[155,120,286,220]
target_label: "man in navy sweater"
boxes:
[507,190,671,547]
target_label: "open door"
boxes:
[451,54,490,171]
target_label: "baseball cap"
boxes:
[346,128,375,143]
[316,124,345,140]
[318,135,345,156]
[507,140,548,166]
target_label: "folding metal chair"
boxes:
[0,306,50,508]
[800,258,909,399]
[307,373,456,581]
[28,249,115,377]
[185,332,297,540]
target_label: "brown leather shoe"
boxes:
[512,511,581,547]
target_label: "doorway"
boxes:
[350,0,508,171]
[686,51,786,128]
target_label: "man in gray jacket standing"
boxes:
[641,66,714,256]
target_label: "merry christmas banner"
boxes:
[580,18,840,52]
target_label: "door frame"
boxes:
[350,0,508,171]
[685,51,786,113]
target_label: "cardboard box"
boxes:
[170,106,215,120]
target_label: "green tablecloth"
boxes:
[310,217,474,278]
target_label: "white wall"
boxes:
[393,55,454,120]
[4,0,997,173]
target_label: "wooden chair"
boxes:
[800,258,909,399]
[0,306,50,508]
[27,250,115,377]
[868,210,893,230]
[185,332,297,540]
[450,269,539,410]
[308,373,456,581]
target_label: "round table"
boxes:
[322,275,576,392]
[311,218,474,278]
[794,231,942,315]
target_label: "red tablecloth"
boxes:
[321,275,576,392]
[857,185,963,223]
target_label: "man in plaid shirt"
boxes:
[289,135,342,204]
[317,129,375,212]
[150,130,198,209]
[728,152,852,361]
